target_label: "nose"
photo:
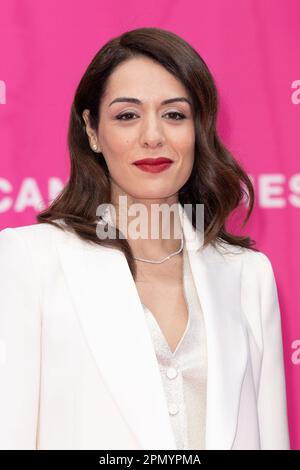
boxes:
[139,114,166,148]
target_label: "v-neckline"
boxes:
[143,303,191,356]
[141,245,191,357]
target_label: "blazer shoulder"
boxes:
[214,239,274,270]
[239,246,276,281]
[213,240,277,295]
[0,219,75,263]
[0,219,70,243]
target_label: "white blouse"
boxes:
[141,244,207,450]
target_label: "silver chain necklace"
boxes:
[133,234,184,264]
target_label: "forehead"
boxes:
[103,57,189,101]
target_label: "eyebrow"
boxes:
[108,96,192,107]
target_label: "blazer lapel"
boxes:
[56,229,177,450]
[55,205,248,450]
[179,205,249,449]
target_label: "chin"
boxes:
[132,190,174,200]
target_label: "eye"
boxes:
[115,112,138,121]
[166,111,185,121]
[115,111,187,121]
[165,111,186,120]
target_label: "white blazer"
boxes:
[0,207,290,450]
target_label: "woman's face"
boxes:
[84,56,195,203]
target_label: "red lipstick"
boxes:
[133,157,173,174]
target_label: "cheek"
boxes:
[179,141,195,167]
[171,124,195,151]
[103,139,129,157]
[98,136,130,171]
[98,121,132,153]
[181,157,194,182]
[178,145,195,180]
[103,154,125,176]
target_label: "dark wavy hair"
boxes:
[36,27,257,280]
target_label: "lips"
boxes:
[133,157,173,165]
[133,157,173,174]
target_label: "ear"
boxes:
[82,109,101,153]
[82,109,93,136]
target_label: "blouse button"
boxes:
[168,403,179,415]
[166,367,178,379]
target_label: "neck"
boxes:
[110,186,183,261]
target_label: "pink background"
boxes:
[0,0,299,449]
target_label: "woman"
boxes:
[0,27,290,450]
